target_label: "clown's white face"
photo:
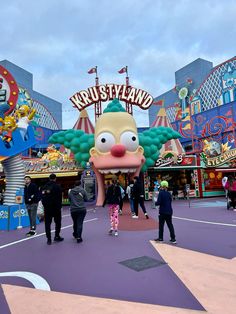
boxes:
[90,111,145,175]
[89,111,145,205]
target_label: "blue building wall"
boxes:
[172,101,236,151]
[149,58,213,126]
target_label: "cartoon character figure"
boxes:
[0,116,17,143]
[203,140,222,157]
[41,144,63,167]
[15,105,36,139]
[49,99,181,205]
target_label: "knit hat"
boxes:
[160,180,169,188]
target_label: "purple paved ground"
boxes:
[0,197,236,311]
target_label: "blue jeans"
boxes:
[129,199,134,214]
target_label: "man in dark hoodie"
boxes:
[68,180,88,243]
[41,173,63,245]
[155,180,177,244]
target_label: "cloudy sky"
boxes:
[1,0,236,129]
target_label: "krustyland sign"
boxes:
[70,84,153,110]
[205,148,236,167]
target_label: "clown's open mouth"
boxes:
[98,168,136,174]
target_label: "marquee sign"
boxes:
[70,84,153,111]
[204,148,236,167]
[155,154,196,167]
[23,158,81,173]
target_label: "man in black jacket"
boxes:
[155,180,177,244]
[41,173,64,245]
[133,176,149,219]
[68,180,88,243]
[24,176,39,236]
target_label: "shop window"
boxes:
[203,169,223,190]
[184,145,193,152]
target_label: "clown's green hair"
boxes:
[103,98,126,113]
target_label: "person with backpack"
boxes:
[103,179,122,236]
[41,173,64,245]
[68,180,88,243]
[126,180,135,217]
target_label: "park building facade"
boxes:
[148,56,236,198]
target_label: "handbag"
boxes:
[37,200,44,218]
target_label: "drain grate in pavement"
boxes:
[119,255,166,272]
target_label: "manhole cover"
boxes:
[119,255,166,272]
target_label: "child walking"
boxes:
[103,179,122,236]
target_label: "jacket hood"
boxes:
[71,186,82,195]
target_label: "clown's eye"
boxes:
[120,131,139,151]
[96,132,116,153]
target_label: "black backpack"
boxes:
[41,182,54,206]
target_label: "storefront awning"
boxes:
[28,171,79,178]
[215,168,236,172]
[150,166,201,170]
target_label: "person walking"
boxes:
[117,182,125,215]
[24,176,39,236]
[225,175,236,209]
[133,176,149,219]
[68,180,88,243]
[103,179,122,236]
[222,176,228,198]
[154,180,177,244]
[126,180,135,217]
[41,173,64,245]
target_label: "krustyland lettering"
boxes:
[70,84,153,110]
[206,148,236,167]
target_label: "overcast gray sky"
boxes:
[1,0,236,129]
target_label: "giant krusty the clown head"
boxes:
[49,99,181,205]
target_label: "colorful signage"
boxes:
[70,84,153,111]
[23,158,81,173]
[204,148,236,167]
[155,154,196,167]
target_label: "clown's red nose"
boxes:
[111,144,126,157]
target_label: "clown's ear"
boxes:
[138,127,181,171]
[49,129,94,167]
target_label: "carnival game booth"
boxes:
[23,145,97,205]
[200,141,236,197]
[146,154,200,199]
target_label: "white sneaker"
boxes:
[114,231,118,236]
[132,215,138,219]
